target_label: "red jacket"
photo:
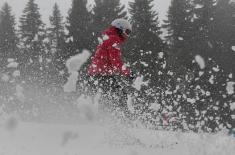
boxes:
[87,26,131,76]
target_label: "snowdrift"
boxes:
[0,118,235,155]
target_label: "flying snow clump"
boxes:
[231,46,235,52]
[230,102,235,111]
[178,37,184,41]
[226,82,235,95]
[63,50,91,92]
[7,62,18,68]
[66,50,90,73]
[158,52,164,59]
[149,103,161,111]
[132,75,149,91]
[13,70,20,77]
[195,55,205,69]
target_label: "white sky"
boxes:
[0,0,171,25]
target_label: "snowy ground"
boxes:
[1,51,235,155]
[0,117,235,155]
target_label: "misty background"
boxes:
[0,0,235,133]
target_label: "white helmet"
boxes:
[111,18,132,36]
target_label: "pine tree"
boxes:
[191,0,217,58]
[92,0,127,47]
[49,3,65,52]
[66,0,92,56]
[0,3,18,69]
[212,0,235,75]
[163,0,194,67]
[47,3,66,85]
[19,0,46,83]
[192,0,235,75]
[128,0,164,84]
[229,0,235,46]
[189,59,232,132]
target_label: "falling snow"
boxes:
[231,46,235,52]
[195,55,206,69]
[227,82,235,95]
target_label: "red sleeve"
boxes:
[101,35,121,49]
[101,34,131,76]
[108,49,131,76]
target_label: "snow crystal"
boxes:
[112,43,120,50]
[43,37,50,43]
[191,15,196,22]
[195,4,203,9]
[231,46,235,52]
[187,98,196,104]
[226,82,235,95]
[212,67,220,72]
[167,105,173,111]
[7,58,14,62]
[33,34,39,41]
[229,73,233,79]
[195,55,205,69]
[206,91,211,96]
[230,102,235,111]
[132,75,148,91]
[140,61,148,67]
[29,58,33,63]
[207,41,213,48]
[213,106,219,111]
[46,58,52,63]
[13,70,20,77]
[232,115,235,119]
[167,71,174,76]
[102,34,109,41]
[147,51,152,54]
[158,52,164,59]
[66,36,73,43]
[209,75,214,84]
[39,55,43,63]
[121,64,128,71]
[7,61,18,68]
[1,74,9,82]
[165,90,173,95]
[98,37,103,44]
[59,70,65,75]
[149,103,161,111]
[162,62,167,69]
[178,37,184,41]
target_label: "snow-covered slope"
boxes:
[0,119,235,155]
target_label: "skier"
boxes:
[87,18,133,113]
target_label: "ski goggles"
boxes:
[123,29,132,37]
